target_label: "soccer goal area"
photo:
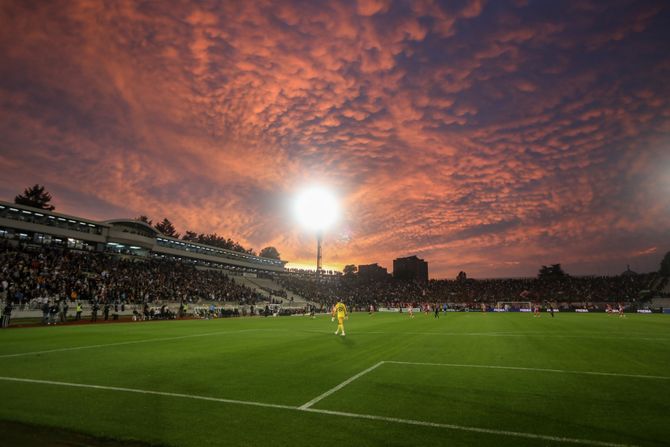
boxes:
[495,301,532,312]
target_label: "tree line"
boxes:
[136,215,280,259]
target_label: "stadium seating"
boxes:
[279,270,657,311]
[0,243,268,308]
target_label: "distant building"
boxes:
[357,263,389,281]
[393,255,428,282]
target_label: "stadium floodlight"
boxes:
[293,186,340,277]
[293,186,340,232]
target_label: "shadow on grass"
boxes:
[338,334,356,348]
[0,419,167,447]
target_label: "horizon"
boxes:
[1,0,669,278]
[4,194,661,281]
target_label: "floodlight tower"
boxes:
[316,231,323,277]
[294,187,339,278]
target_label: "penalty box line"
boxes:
[298,360,670,413]
[0,375,635,447]
[299,361,385,410]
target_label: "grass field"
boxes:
[1,312,669,447]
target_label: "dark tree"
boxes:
[15,184,55,210]
[187,232,253,254]
[198,233,224,247]
[154,218,179,238]
[660,251,670,276]
[343,264,358,275]
[182,231,198,242]
[259,246,280,260]
[538,264,567,281]
[456,271,467,281]
[136,215,152,225]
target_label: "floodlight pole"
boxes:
[316,231,323,278]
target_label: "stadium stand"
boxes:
[2,200,667,325]
[279,272,659,312]
[0,242,265,305]
[0,200,286,273]
[242,276,310,305]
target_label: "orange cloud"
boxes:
[0,0,668,278]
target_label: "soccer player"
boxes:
[434,303,440,319]
[618,303,625,318]
[533,303,541,317]
[408,305,414,318]
[333,300,348,336]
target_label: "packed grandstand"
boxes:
[280,271,664,311]
[1,237,669,327]
[1,199,670,325]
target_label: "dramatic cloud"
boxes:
[0,0,668,277]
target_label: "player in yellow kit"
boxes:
[332,300,348,336]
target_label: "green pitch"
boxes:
[1,312,669,447]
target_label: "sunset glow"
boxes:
[0,0,668,277]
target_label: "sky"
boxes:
[0,0,669,279]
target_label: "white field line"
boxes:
[0,375,636,447]
[385,361,670,380]
[299,329,670,342]
[0,376,295,410]
[301,407,636,447]
[298,361,385,409]
[0,329,261,359]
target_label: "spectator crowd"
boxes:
[0,240,659,326]
[0,243,265,314]
[280,271,653,311]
